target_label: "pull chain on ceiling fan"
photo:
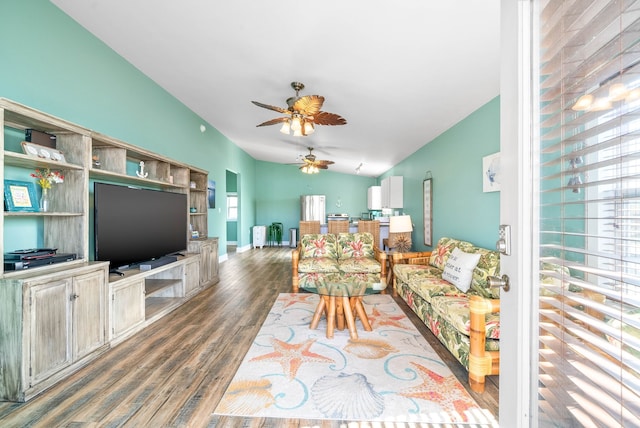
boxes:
[252,82,347,137]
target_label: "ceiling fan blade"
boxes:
[251,100,290,115]
[313,111,347,126]
[256,117,289,127]
[315,160,335,166]
[292,95,324,116]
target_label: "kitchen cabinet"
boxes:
[381,176,403,208]
[367,186,381,210]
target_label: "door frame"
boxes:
[499,0,534,426]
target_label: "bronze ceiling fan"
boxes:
[296,147,334,174]
[252,82,347,136]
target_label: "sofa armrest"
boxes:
[469,295,500,393]
[374,248,387,279]
[292,247,300,292]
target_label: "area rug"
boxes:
[214,293,497,426]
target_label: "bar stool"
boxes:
[268,222,283,246]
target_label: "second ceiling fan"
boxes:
[297,147,334,174]
[252,82,347,136]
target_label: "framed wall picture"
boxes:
[423,178,433,246]
[208,180,216,209]
[483,152,501,192]
[4,180,39,212]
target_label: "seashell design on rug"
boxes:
[311,373,384,419]
[344,338,398,359]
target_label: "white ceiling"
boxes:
[51,0,500,177]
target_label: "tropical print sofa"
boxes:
[291,232,387,292]
[392,237,500,393]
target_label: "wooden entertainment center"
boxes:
[0,98,219,402]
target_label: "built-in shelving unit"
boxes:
[0,98,218,402]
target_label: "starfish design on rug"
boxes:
[249,338,335,379]
[398,362,476,421]
[279,293,316,308]
[367,306,409,329]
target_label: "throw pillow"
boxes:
[442,247,481,292]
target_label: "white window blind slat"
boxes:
[537,1,640,425]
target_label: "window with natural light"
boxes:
[227,194,237,221]
[536,1,640,426]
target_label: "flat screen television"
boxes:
[94,182,188,270]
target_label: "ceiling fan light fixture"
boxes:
[252,82,347,137]
[279,121,291,134]
[304,121,315,135]
[291,116,302,131]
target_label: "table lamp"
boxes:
[389,215,413,252]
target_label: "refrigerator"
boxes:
[300,195,326,224]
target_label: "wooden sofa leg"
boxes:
[469,295,499,393]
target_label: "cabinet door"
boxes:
[72,269,107,360]
[28,279,73,385]
[381,178,390,208]
[209,239,219,282]
[200,243,212,284]
[368,186,381,210]
[185,257,200,295]
[111,279,145,339]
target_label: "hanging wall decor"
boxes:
[483,152,501,192]
[423,176,433,246]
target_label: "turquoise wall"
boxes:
[381,97,500,250]
[254,162,377,236]
[0,0,257,255]
[0,0,500,256]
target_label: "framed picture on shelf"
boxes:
[21,141,67,163]
[4,180,39,212]
[423,177,433,246]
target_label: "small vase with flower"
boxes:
[31,168,64,212]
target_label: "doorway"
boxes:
[226,170,239,256]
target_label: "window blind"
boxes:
[537,0,640,426]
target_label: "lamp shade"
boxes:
[389,215,413,233]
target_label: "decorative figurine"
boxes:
[136,160,148,178]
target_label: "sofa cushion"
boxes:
[337,232,375,259]
[394,264,463,304]
[468,247,500,299]
[298,272,384,291]
[394,263,443,286]
[442,247,481,292]
[297,257,340,273]
[430,295,501,339]
[338,257,381,273]
[299,234,338,259]
[429,237,475,270]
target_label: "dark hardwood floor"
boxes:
[0,247,498,427]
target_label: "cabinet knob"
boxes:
[71,293,79,301]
